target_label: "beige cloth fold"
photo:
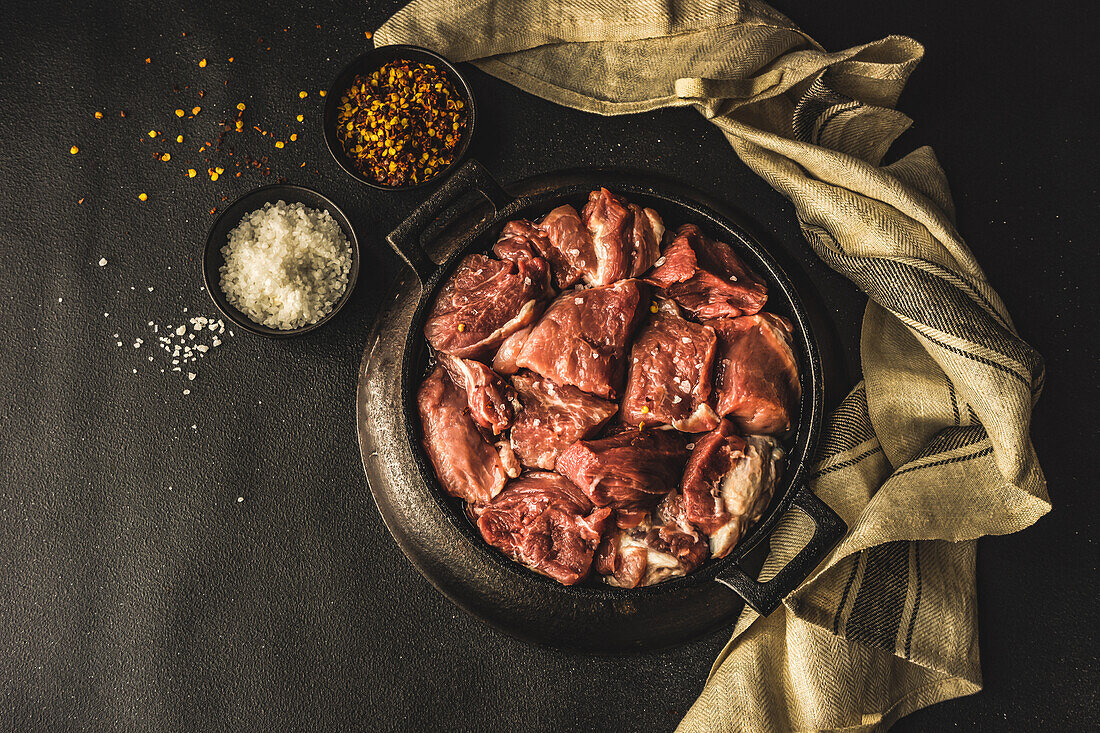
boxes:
[376,2,1049,729]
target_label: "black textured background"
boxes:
[0,1,1095,731]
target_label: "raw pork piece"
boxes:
[416,365,508,505]
[492,220,547,264]
[424,253,549,360]
[621,299,720,433]
[537,205,592,289]
[595,494,709,588]
[510,371,619,470]
[679,420,783,558]
[648,223,767,320]
[709,313,800,435]
[580,188,631,285]
[556,428,691,511]
[513,279,650,399]
[626,203,664,277]
[437,353,515,435]
[477,471,612,585]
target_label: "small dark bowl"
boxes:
[202,184,359,338]
[323,44,476,191]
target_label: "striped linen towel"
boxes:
[376,1,1049,729]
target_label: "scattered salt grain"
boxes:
[175,325,186,336]
[98,258,107,267]
[686,443,695,450]
[182,389,190,395]
[187,373,196,380]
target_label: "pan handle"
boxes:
[714,482,846,616]
[385,158,514,283]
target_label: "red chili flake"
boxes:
[336,59,468,186]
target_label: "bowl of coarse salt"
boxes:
[203,185,360,338]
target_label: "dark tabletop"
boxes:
[1,1,1095,731]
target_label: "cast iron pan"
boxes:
[357,159,846,650]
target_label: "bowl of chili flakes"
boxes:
[324,45,476,191]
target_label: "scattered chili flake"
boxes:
[160,152,171,162]
[199,58,207,68]
[138,193,148,201]
[640,405,650,414]
[175,109,185,117]
[176,135,184,143]
[298,91,308,98]
[145,57,151,64]
[235,120,244,131]
[228,57,235,63]
[148,130,157,138]
[120,110,127,118]
[289,134,297,141]
[188,169,197,178]
[78,197,84,204]
[236,102,246,111]
[318,90,326,97]
[198,90,205,98]
[209,208,217,214]
[94,111,103,119]
[275,141,284,149]
[191,106,201,115]
[296,114,304,122]
[70,145,79,154]
[457,323,465,332]
[336,60,468,186]
[364,31,373,39]
[650,302,659,313]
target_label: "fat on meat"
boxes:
[594,494,708,588]
[679,420,783,558]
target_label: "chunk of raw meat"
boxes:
[416,365,507,505]
[621,299,720,433]
[627,203,664,277]
[437,353,514,435]
[424,253,548,360]
[510,372,619,470]
[537,205,592,289]
[580,188,631,286]
[709,313,800,435]
[556,428,691,511]
[648,224,767,320]
[513,279,650,399]
[477,471,612,585]
[492,220,546,264]
[595,495,709,588]
[679,420,783,558]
